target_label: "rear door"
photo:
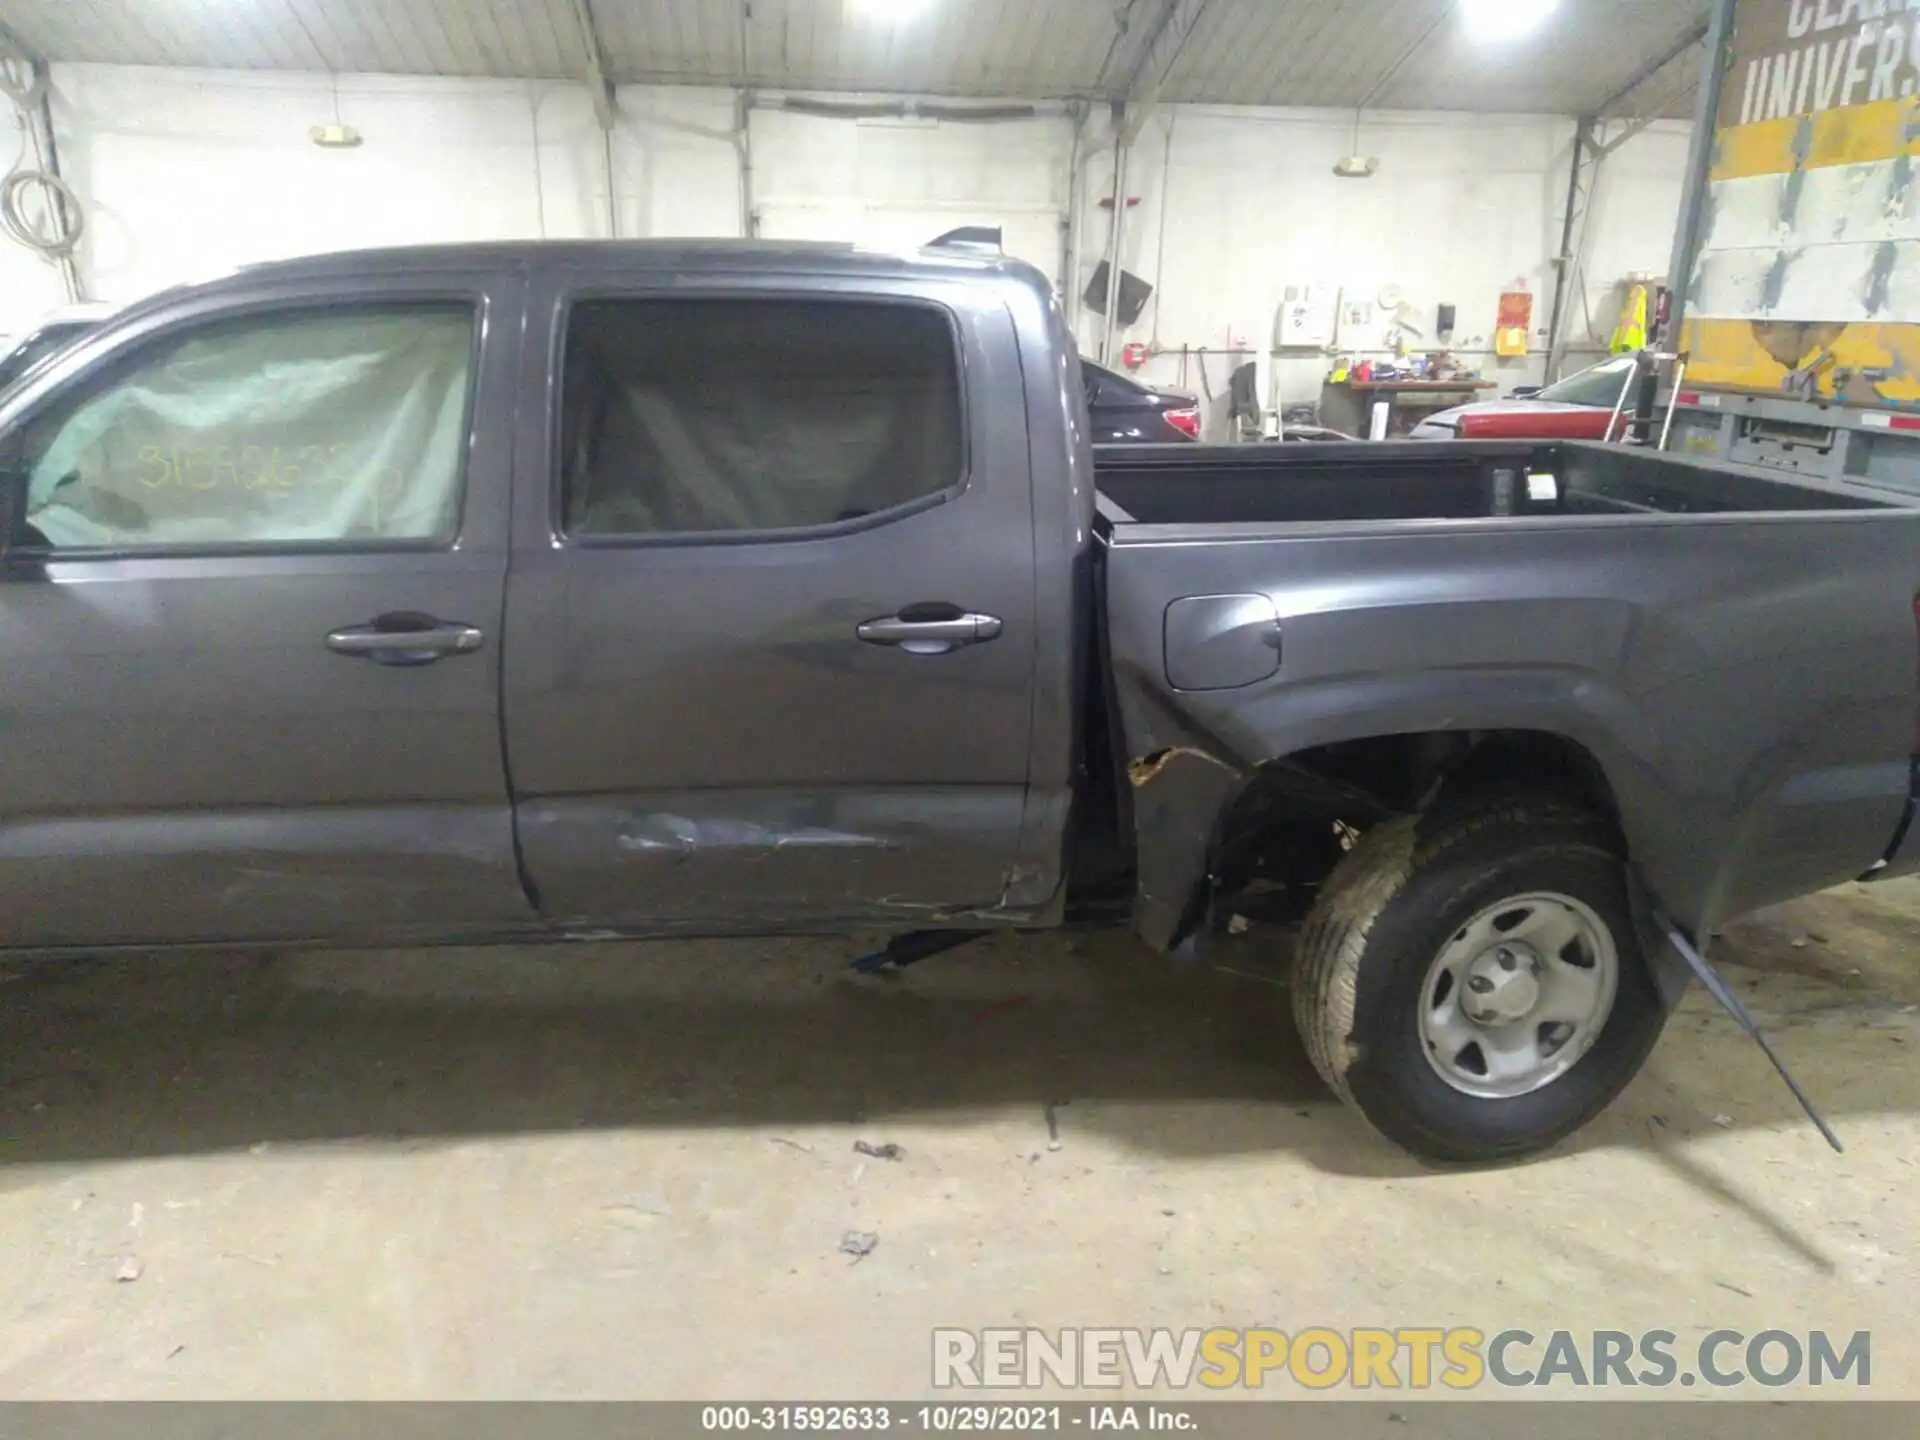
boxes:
[503,269,1039,930]
[0,274,530,947]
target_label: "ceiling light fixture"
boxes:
[1459,0,1562,42]
[847,0,932,21]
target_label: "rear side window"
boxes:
[14,305,475,552]
[561,298,963,538]
[1082,362,1143,407]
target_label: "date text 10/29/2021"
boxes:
[702,1407,1189,1432]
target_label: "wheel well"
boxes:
[1212,729,1621,924]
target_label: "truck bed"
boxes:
[1093,439,1897,527]
[1094,437,1920,951]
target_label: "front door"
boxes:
[504,274,1039,930]
[0,280,531,948]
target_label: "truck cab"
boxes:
[0,242,1089,949]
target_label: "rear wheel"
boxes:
[1292,795,1669,1165]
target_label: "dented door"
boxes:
[502,266,1039,932]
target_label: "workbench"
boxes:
[1321,379,1499,439]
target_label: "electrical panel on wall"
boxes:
[1276,283,1335,349]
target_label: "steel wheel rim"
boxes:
[1417,891,1619,1100]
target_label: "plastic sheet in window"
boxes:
[23,309,473,549]
[563,300,962,537]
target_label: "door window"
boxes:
[560,298,964,538]
[12,306,475,552]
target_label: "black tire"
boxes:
[1292,794,1670,1165]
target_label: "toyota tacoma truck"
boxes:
[2,238,1917,1165]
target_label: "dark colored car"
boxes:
[1081,359,1200,442]
[1408,354,1639,440]
[2,240,1918,1165]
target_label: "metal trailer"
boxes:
[1660,0,1920,493]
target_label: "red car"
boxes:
[1407,355,1638,441]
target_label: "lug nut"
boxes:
[1468,975,1495,994]
[1497,949,1516,971]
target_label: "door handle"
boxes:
[326,613,484,666]
[857,607,1003,655]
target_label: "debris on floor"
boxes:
[114,1258,142,1283]
[839,1231,879,1263]
[853,1141,904,1161]
[218,1251,278,1268]
[1209,963,1288,988]
[602,1196,672,1222]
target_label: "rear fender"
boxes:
[1119,665,1659,954]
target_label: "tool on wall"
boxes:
[0,47,85,300]
[1378,285,1425,342]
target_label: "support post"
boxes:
[1099,109,1129,365]
[566,0,618,237]
[1116,0,1215,146]
[1662,0,1739,346]
[568,0,617,133]
[1544,121,1594,384]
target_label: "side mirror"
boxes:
[1509,384,1544,399]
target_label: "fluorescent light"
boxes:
[1459,0,1562,41]
[847,0,932,20]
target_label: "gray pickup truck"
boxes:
[3,238,1917,1165]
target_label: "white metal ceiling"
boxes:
[0,1,1711,117]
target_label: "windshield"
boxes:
[1534,355,1638,408]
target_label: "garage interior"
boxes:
[1,0,1918,1406]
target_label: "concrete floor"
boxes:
[0,880,1916,1401]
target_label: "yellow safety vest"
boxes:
[1611,283,1648,355]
